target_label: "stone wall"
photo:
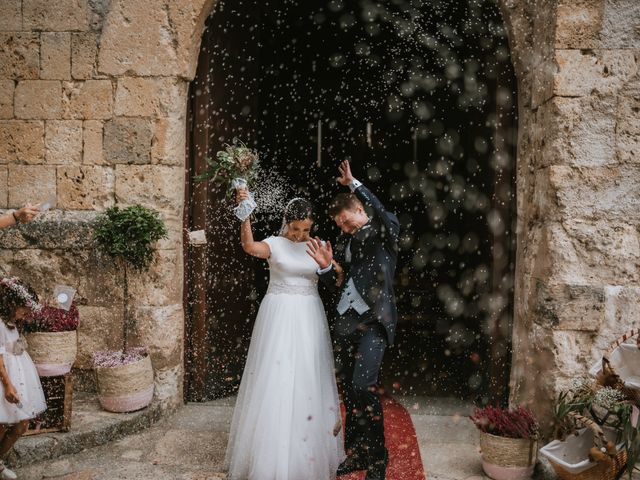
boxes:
[0,0,638,421]
[502,0,640,429]
[0,0,212,408]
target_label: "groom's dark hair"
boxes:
[328,193,363,218]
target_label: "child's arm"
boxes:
[0,357,19,404]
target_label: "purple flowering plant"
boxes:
[93,347,148,369]
[23,302,80,333]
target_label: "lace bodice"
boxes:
[262,236,319,296]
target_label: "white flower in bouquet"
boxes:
[194,138,259,221]
[195,138,260,195]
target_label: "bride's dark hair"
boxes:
[283,198,314,224]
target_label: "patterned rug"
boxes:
[339,396,426,480]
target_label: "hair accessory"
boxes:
[279,197,307,236]
[0,277,42,312]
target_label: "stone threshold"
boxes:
[7,392,169,468]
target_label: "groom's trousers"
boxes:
[334,310,388,462]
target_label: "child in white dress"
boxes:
[0,278,47,479]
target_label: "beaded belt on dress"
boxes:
[266,282,318,296]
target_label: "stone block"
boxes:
[0,80,14,119]
[129,249,181,307]
[548,165,640,223]
[555,0,603,49]
[0,250,11,276]
[0,210,96,250]
[156,214,182,251]
[534,281,604,331]
[0,167,7,207]
[0,33,39,79]
[9,248,90,300]
[83,120,104,164]
[0,120,44,164]
[7,164,55,207]
[554,49,637,97]
[45,120,82,164]
[530,60,555,109]
[115,165,183,216]
[62,80,113,120]
[57,165,115,210]
[599,0,640,49]
[151,116,186,165]
[509,322,556,416]
[114,77,186,118]
[531,0,556,67]
[551,330,596,388]
[154,365,183,406]
[15,81,62,119]
[538,95,617,167]
[563,219,640,284]
[0,0,22,31]
[541,219,640,286]
[616,79,640,164]
[40,32,71,80]
[76,306,124,369]
[602,286,640,337]
[104,117,154,164]
[23,0,90,32]
[70,32,98,80]
[131,304,183,371]
[97,0,209,78]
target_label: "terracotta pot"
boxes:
[95,354,154,413]
[25,330,77,377]
[480,432,537,480]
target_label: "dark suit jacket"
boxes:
[319,184,400,345]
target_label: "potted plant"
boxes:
[470,405,539,480]
[541,377,638,480]
[92,204,168,413]
[23,301,79,376]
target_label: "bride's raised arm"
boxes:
[237,189,270,259]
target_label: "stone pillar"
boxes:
[504,0,640,431]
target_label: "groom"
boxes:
[307,160,400,480]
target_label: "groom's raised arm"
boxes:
[350,180,400,249]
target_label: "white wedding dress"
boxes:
[225,235,344,480]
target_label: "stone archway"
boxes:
[90,0,640,421]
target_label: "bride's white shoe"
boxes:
[0,461,17,480]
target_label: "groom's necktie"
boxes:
[337,233,369,316]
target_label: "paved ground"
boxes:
[11,396,640,480]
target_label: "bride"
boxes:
[225,189,344,480]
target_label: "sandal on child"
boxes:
[0,461,17,480]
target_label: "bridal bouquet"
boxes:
[195,138,259,221]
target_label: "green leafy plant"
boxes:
[93,205,168,358]
[194,138,259,194]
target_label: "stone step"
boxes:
[8,392,168,468]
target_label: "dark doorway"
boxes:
[184,0,517,404]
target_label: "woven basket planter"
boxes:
[95,354,154,413]
[25,331,77,377]
[540,413,627,480]
[480,432,537,480]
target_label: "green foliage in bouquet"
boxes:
[552,377,640,478]
[194,138,259,193]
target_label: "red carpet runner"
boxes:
[339,396,426,480]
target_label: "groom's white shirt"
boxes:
[317,179,370,315]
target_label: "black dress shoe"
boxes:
[336,454,368,476]
[364,450,388,480]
